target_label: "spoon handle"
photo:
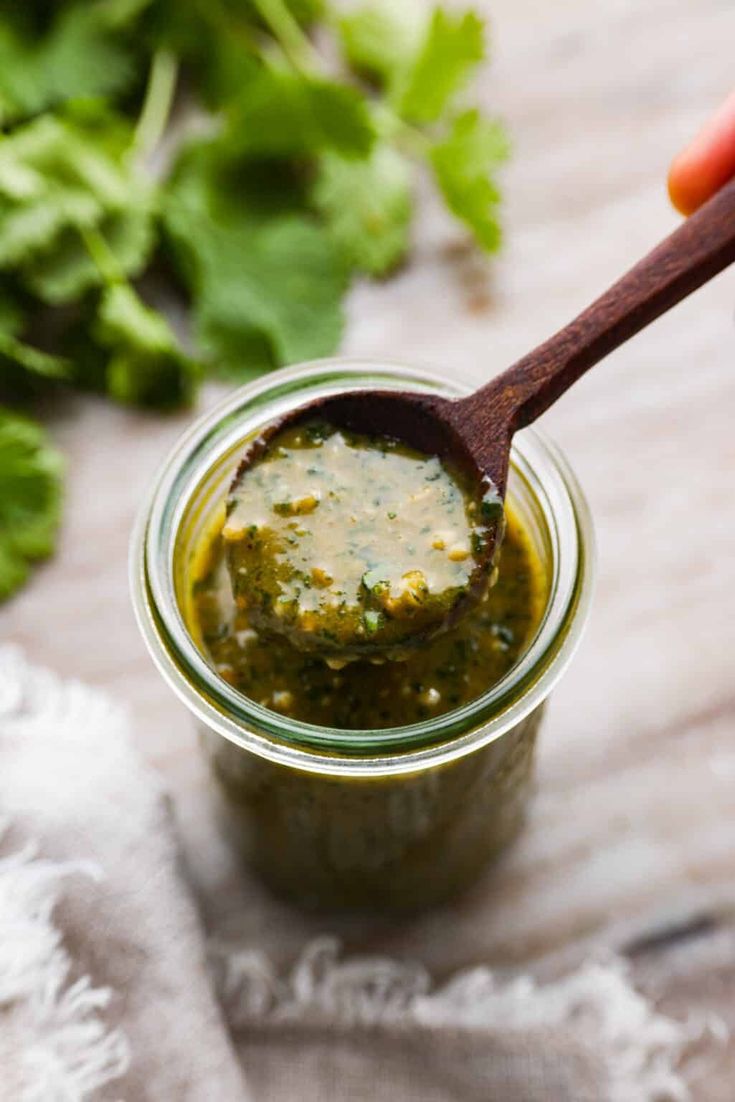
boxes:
[467,176,735,434]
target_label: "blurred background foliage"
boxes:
[0,0,509,596]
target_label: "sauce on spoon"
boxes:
[224,420,502,665]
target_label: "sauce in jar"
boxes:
[188,507,544,728]
[187,499,547,909]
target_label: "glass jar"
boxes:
[131,360,595,912]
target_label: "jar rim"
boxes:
[130,359,595,776]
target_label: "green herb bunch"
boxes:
[0,0,509,598]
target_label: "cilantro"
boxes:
[363,609,381,634]
[0,0,147,126]
[143,0,323,109]
[0,114,155,304]
[395,8,485,125]
[338,4,485,125]
[480,495,503,521]
[228,69,375,158]
[0,0,511,599]
[93,283,199,409]
[304,422,328,443]
[252,0,325,27]
[431,110,510,251]
[191,212,345,376]
[336,4,507,252]
[312,147,412,275]
[337,0,426,88]
[0,406,63,601]
[0,111,195,407]
[142,0,255,109]
[361,566,389,593]
[165,144,347,376]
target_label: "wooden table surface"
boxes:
[3,0,734,1094]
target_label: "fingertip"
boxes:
[668,89,735,216]
[668,154,699,216]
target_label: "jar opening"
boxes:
[131,360,595,775]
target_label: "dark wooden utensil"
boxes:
[232,177,735,654]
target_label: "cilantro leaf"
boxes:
[142,0,260,109]
[0,0,148,126]
[430,109,509,250]
[168,202,346,377]
[0,265,194,412]
[196,216,346,374]
[90,283,199,409]
[338,0,427,87]
[0,114,155,304]
[395,8,485,125]
[0,406,63,601]
[228,69,375,158]
[164,143,346,376]
[312,147,412,276]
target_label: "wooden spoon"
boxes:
[229,177,735,658]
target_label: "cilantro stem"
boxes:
[80,225,126,287]
[250,0,319,74]
[132,49,178,164]
[372,102,432,159]
[0,333,69,380]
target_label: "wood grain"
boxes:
[1,0,734,1094]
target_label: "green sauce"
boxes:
[188,501,546,909]
[224,422,501,665]
[189,508,544,729]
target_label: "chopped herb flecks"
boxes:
[224,420,499,662]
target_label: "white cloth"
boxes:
[0,648,698,1101]
[0,647,246,1101]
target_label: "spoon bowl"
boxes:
[225,390,504,663]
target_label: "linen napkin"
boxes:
[0,646,697,1101]
[0,646,247,1101]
